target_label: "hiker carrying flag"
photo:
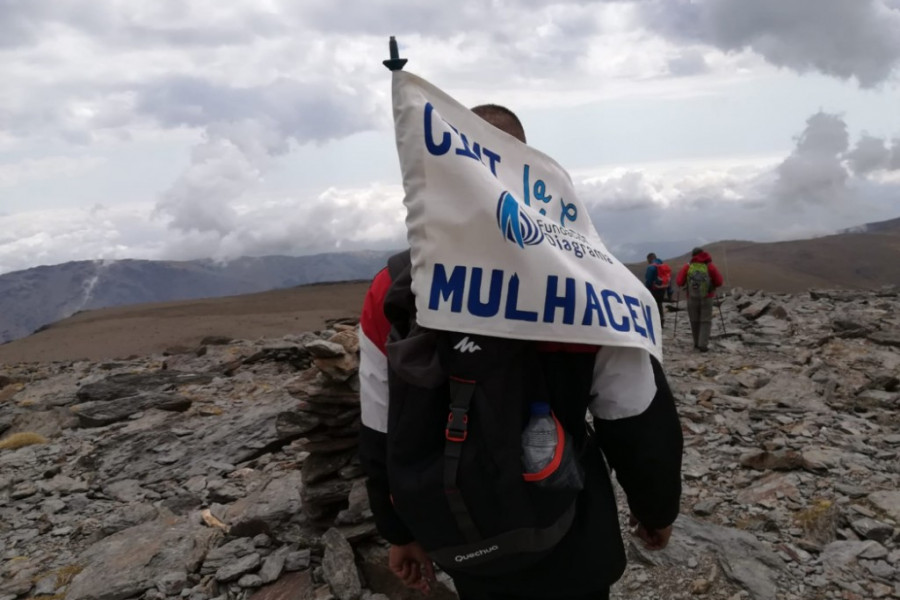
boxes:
[360,53,683,600]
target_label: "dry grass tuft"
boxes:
[795,499,839,545]
[54,564,83,586]
[0,432,49,450]
[24,564,83,600]
[0,382,25,403]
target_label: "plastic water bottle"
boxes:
[522,402,585,490]
[521,402,557,474]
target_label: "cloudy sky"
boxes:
[1,0,899,274]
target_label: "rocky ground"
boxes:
[1,286,899,600]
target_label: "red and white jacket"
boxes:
[356,262,683,596]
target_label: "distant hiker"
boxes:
[644,253,672,327]
[675,247,724,352]
[360,103,683,600]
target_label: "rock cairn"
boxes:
[280,324,371,530]
[0,286,898,600]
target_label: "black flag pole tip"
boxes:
[382,36,407,71]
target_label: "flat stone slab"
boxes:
[869,490,900,522]
[630,515,784,600]
[67,515,219,600]
[73,393,191,427]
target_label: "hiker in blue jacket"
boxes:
[644,253,671,327]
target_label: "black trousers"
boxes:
[455,582,610,600]
[650,288,666,326]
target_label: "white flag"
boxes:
[392,71,662,361]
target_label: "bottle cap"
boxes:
[530,402,551,416]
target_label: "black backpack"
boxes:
[382,251,595,575]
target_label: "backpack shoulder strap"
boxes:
[384,250,415,334]
[387,249,411,281]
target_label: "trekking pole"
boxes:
[715,292,726,335]
[721,243,730,286]
[673,287,680,338]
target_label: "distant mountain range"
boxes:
[0,251,395,344]
[2,215,898,345]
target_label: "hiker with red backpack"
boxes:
[644,253,672,327]
[359,101,683,600]
[675,247,725,352]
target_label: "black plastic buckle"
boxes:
[445,408,469,442]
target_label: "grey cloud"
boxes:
[582,172,765,259]
[774,112,849,204]
[846,134,892,175]
[578,110,900,261]
[156,183,408,263]
[593,178,899,263]
[507,6,602,75]
[297,1,477,36]
[295,1,603,79]
[3,73,374,148]
[2,0,384,239]
[639,0,900,86]
[775,154,848,203]
[577,172,659,211]
[0,82,124,144]
[135,76,375,144]
[295,0,599,36]
[0,0,284,49]
[667,50,709,76]
[155,130,254,235]
[115,21,284,49]
[773,116,900,197]
[0,0,51,47]
[891,140,900,170]
[150,74,378,239]
[793,112,849,157]
[588,195,794,262]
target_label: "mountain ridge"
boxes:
[2,214,899,347]
[627,215,900,292]
[0,250,395,344]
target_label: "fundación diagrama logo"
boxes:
[496,191,544,249]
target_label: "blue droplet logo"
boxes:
[496,191,544,248]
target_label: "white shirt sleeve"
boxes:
[359,325,390,433]
[588,346,657,421]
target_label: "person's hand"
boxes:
[389,542,435,594]
[629,514,672,550]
